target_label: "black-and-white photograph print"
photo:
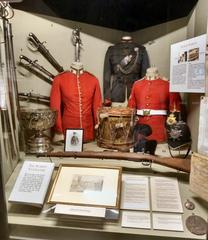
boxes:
[70,174,104,192]
[65,129,84,152]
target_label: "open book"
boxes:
[9,161,55,207]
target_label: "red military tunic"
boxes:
[50,70,102,142]
[128,77,181,142]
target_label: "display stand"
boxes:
[5,143,208,240]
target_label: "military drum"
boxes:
[96,107,135,151]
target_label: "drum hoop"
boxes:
[98,107,135,116]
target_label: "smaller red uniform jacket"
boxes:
[128,77,181,142]
[50,70,102,142]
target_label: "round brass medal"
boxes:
[186,215,207,235]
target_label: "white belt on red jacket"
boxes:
[137,109,167,116]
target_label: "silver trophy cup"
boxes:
[20,108,57,153]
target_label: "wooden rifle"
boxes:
[18,92,50,105]
[37,151,191,173]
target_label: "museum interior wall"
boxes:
[11,10,189,100]
[11,10,125,100]
[132,17,188,78]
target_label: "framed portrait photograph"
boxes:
[48,164,122,208]
[65,129,84,152]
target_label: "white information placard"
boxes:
[122,211,151,229]
[170,34,206,93]
[150,176,183,213]
[120,174,150,210]
[152,213,183,232]
[9,161,55,207]
[54,204,106,218]
[198,96,208,155]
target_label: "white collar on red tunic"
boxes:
[70,62,84,75]
[70,68,84,75]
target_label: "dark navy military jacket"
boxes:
[103,42,150,102]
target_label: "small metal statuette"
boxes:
[184,199,195,210]
[186,213,207,235]
[72,28,82,62]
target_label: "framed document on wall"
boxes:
[48,164,122,208]
[64,129,84,152]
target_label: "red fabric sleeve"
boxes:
[50,76,63,133]
[128,84,137,108]
[169,92,182,111]
[93,79,102,125]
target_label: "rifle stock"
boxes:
[37,151,191,173]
